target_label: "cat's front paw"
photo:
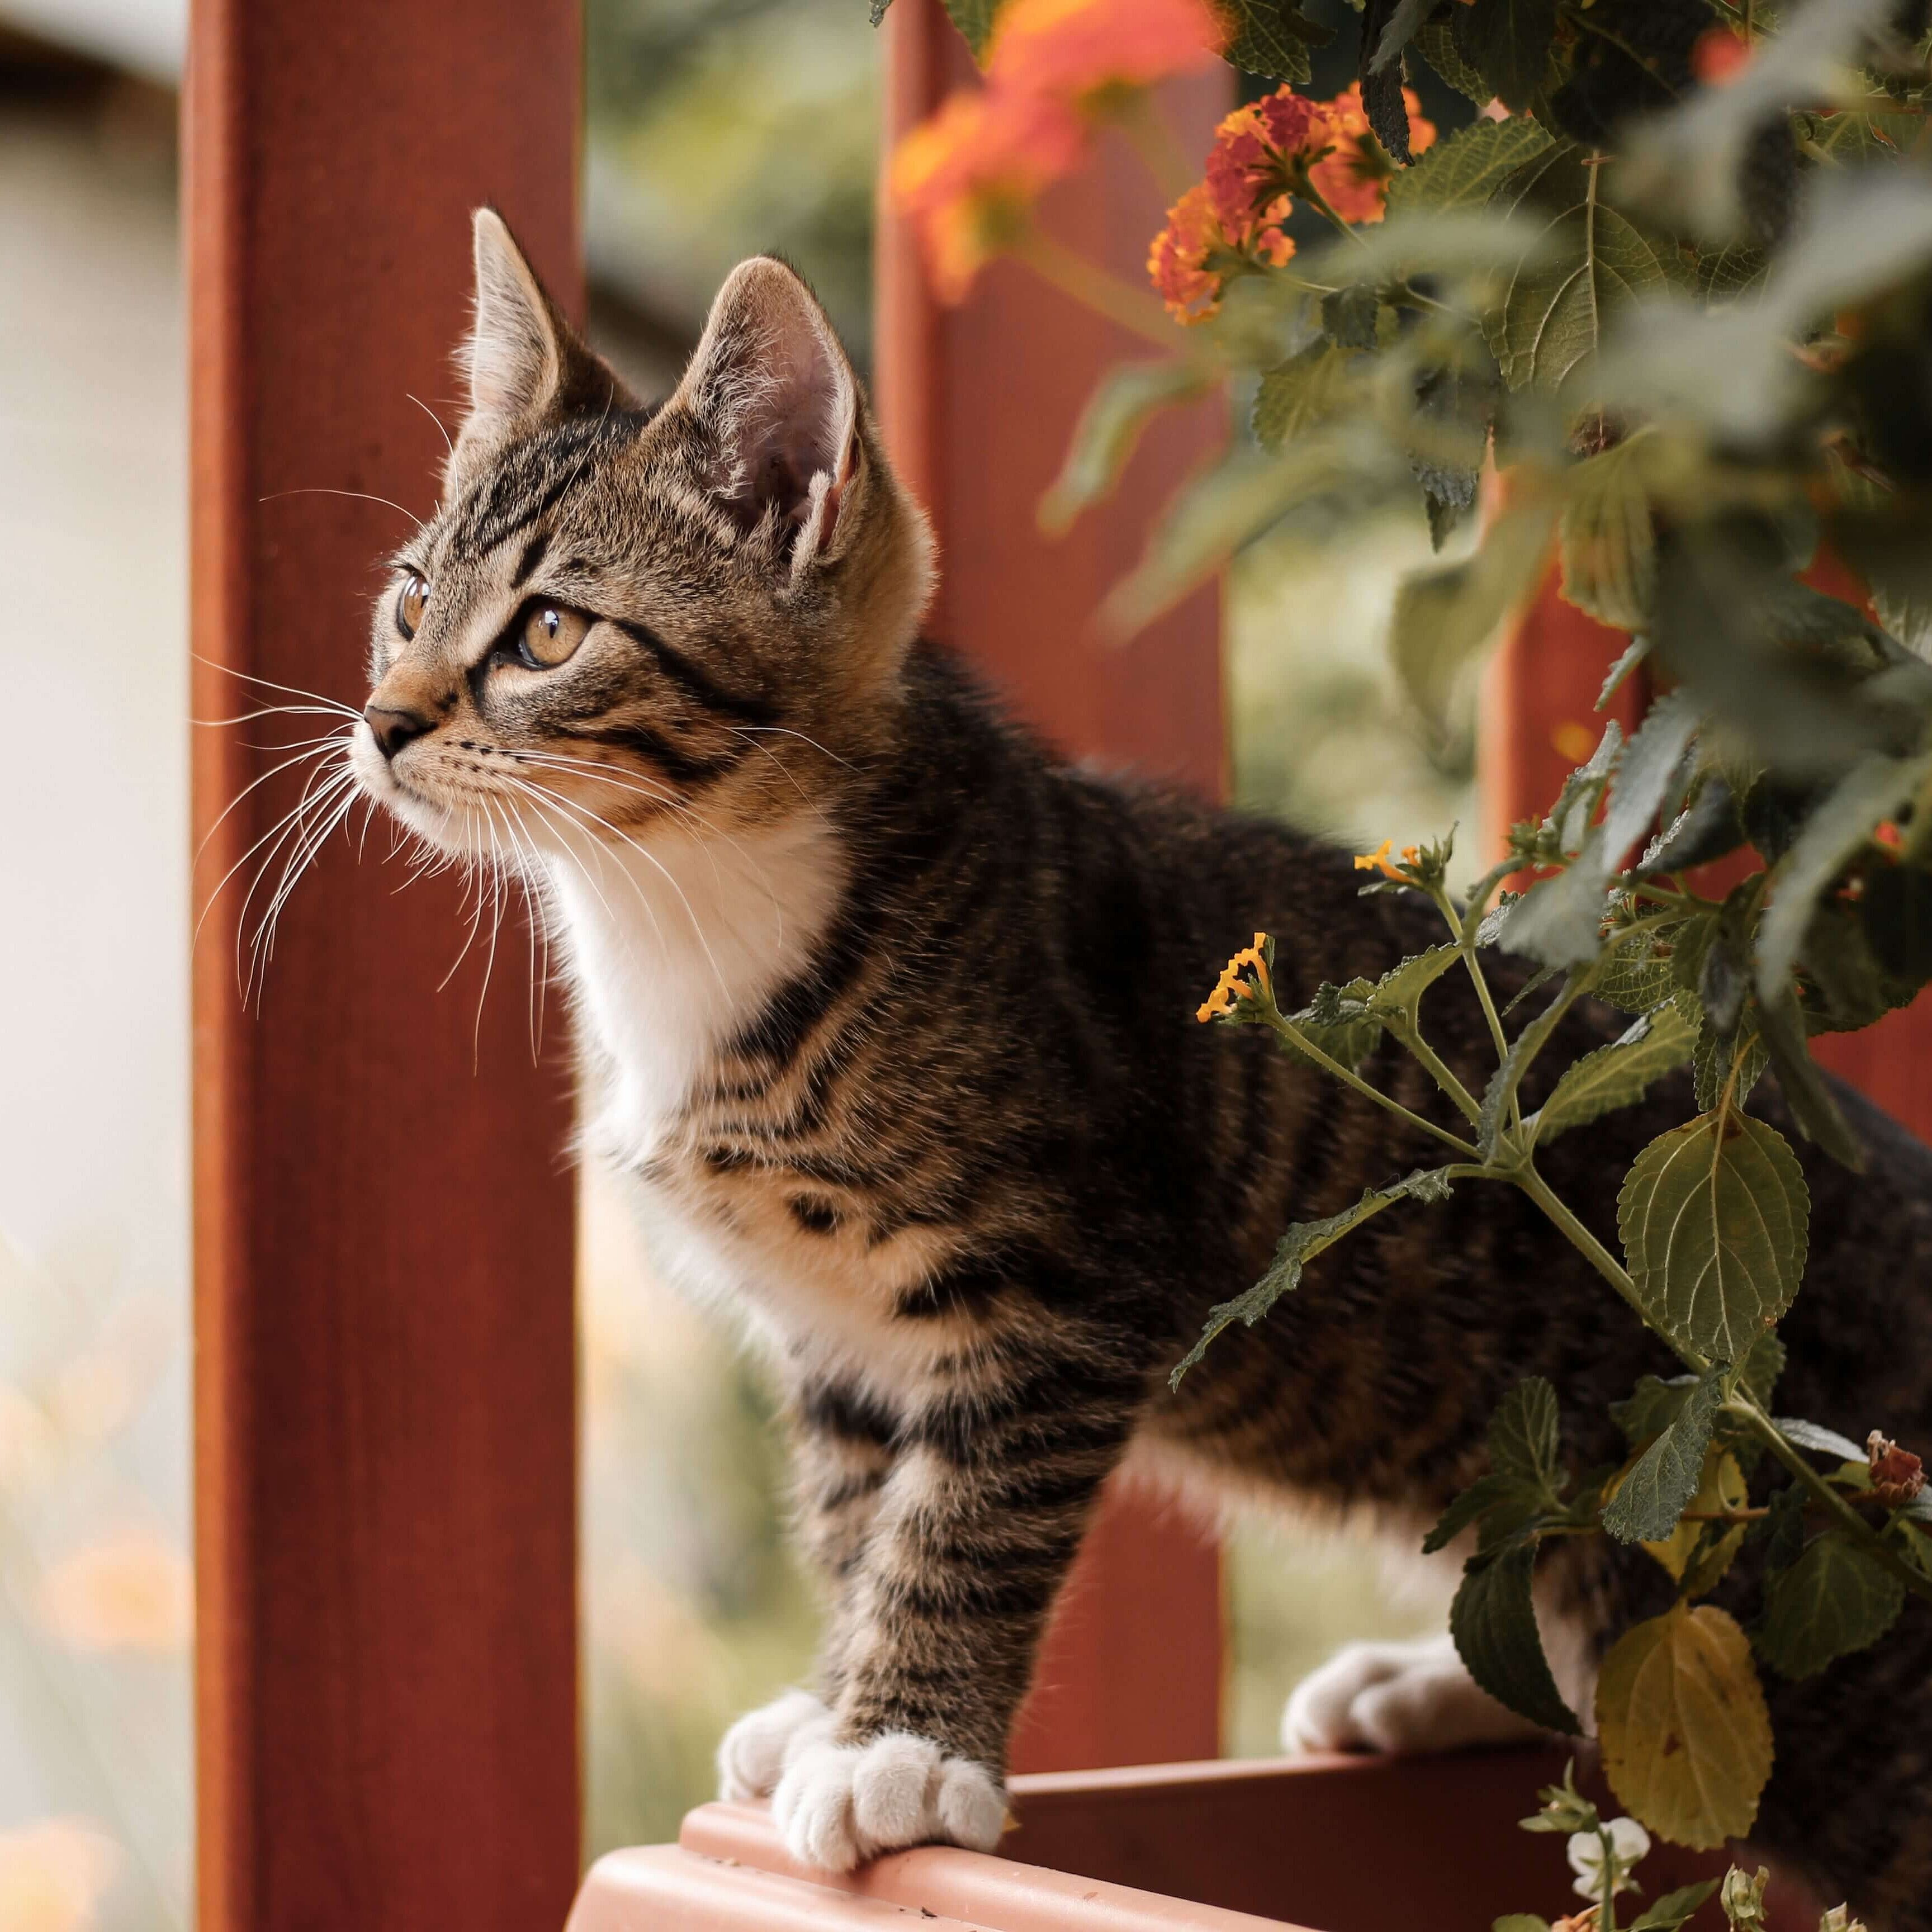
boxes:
[718,1688,835,1803]
[771,1731,1007,1872]
[1282,1633,1545,1756]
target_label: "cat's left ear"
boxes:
[674,257,860,571]
[454,208,626,463]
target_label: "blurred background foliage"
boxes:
[0,0,1455,1917]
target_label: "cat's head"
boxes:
[351,209,934,859]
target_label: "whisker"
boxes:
[258,484,425,531]
[405,391,455,457]
[503,774,730,1001]
[193,755,353,951]
[192,657,362,717]
[194,733,348,866]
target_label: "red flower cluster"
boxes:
[1149,81,1437,324]
[893,0,1223,303]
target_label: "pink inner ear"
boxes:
[722,301,854,537]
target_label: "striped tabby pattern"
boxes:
[346,214,1932,1921]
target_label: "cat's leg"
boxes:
[769,1330,1140,1871]
[1282,1632,1546,1754]
[718,1377,897,1805]
[1282,1559,1595,1756]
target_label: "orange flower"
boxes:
[988,0,1224,106]
[1148,180,1291,324]
[1306,82,1436,225]
[892,85,1087,302]
[1198,932,1271,1022]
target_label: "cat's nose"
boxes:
[363,702,433,761]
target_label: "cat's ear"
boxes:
[456,208,623,457]
[674,257,860,569]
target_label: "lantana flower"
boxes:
[1352,839,1418,880]
[1305,81,1436,225]
[1198,932,1271,1022]
[893,0,1225,303]
[988,0,1222,107]
[1566,1817,1651,1900]
[892,86,1087,302]
[1148,181,1291,324]
[1147,82,1436,321]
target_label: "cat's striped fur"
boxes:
[349,212,1932,1920]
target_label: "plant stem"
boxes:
[1731,1400,1932,1607]
[1112,88,1195,201]
[1511,1161,1685,1347]
[1626,880,1725,915]
[1014,228,1180,348]
[1396,1026,1485,1125]
[1597,1821,1620,1932]
[1431,883,1518,1123]
[1263,1012,1479,1158]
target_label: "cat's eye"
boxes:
[395,574,429,640]
[518,602,590,669]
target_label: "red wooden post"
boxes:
[877,0,1228,1772]
[187,4,580,1929]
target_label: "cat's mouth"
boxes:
[350,718,674,860]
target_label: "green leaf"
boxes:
[1774,1417,1868,1463]
[1560,434,1656,631]
[1452,0,1559,111]
[1500,692,1701,968]
[1391,487,1559,729]
[1386,116,1556,219]
[1597,1604,1772,1850]
[1637,776,1745,878]
[1598,634,1650,709]
[1614,1371,1701,1448]
[1170,1167,1455,1385]
[1597,915,1683,1016]
[1693,238,1769,302]
[1451,1542,1581,1735]
[1754,992,1864,1171]
[1755,752,1929,998]
[1485,151,1688,402]
[1604,1368,1726,1545]
[1756,1532,1906,1679]
[1490,1376,1561,1486]
[1692,1018,1768,1116]
[940,0,1000,58]
[1365,943,1463,1027]
[1617,1112,1810,1365]
[1218,0,1330,83]
[1628,1879,1723,1931]
[1041,361,1210,535]
[1532,1003,1694,1145]
[1409,351,1499,551]
[1413,21,1493,104]
[1738,1330,1785,1408]
[1367,0,1435,73]
[1252,342,1356,451]
[1656,1451,1750,1595]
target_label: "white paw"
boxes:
[771,1731,1007,1872]
[718,1689,834,1803]
[1282,1633,1545,1756]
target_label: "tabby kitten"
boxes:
[349,211,1932,1924]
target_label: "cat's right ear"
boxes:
[452,209,623,465]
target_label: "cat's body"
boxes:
[350,215,1932,1924]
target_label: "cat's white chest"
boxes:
[546,813,845,1168]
